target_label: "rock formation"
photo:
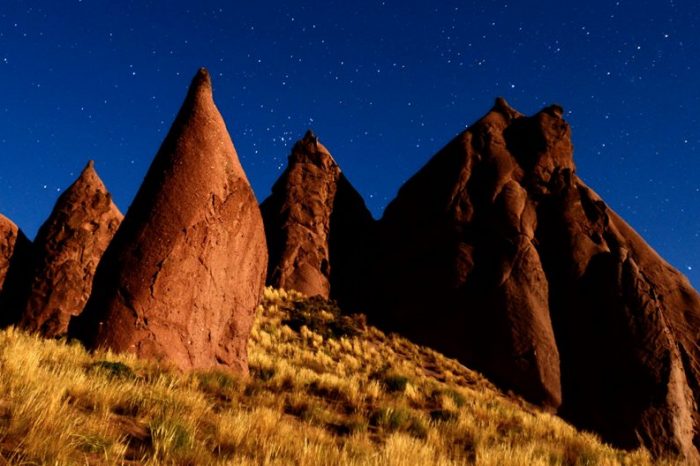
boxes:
[19,161,122,337]
[69,68,268,374]
[368,98,700,461]
[0,214,32,328]
[261,130,374,308]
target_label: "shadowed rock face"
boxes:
[261,131,374,308]
[69,68,268,374]
[368,98,700,461]
[19,161,122,337]
[0,214,32,328]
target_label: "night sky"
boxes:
[0,1,698,287]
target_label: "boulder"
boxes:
[19,161,122,337]
[69,68,268,374]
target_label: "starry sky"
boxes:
[0,0,698,287]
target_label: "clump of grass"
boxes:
[370,406,428,439]
[430,408,459,423]
[87,360,136,380]
[443,388,467,407]
[149,416,197,463]
[382,373,410,393]
[250,365,276,382]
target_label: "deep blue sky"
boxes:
[0,1,698,287]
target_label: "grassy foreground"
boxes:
[0,288,677,465]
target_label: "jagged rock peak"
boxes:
[303,128,318,142]
[366,100,700,462]
[76,160,108,191]
[19,161,122,338]
[290,128,336,168]
[492,96,520,119]
[68,68,268,374]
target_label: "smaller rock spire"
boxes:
[19,161,122,337]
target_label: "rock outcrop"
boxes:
[368,98,700,461]
[69,68,268,374]
[0,214,32,328]
[261,130,374,308]
[19,161,122,337]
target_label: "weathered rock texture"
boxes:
[69,68,268,374]
[368,98,700,461]
[261,130,374,308]
[19,161,122,337]
[0,214,32,328]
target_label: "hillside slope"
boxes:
[0,288,680,465]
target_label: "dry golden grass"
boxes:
[0,287,682,465]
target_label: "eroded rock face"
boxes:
[369,98,700,461]
[261,131,374,308]
[0,214,32,328]
[537,185,700,461]
[69,68,268,374]
[19,161,122,337]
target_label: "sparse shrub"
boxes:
[370,406,428,439]
[370,366,410,393]
[111,399,141,417]
[243,379,265,397]
[284,397,330,426]
[149,417,193,457]
[444,388,467,407]
[87,360,136,380]
[562,437,603,466]
[306,379,345,401]
[196,369,241,401]
[337,415,369,436]
[431,387,467,408]
[429,408,458,422]
[280,295,363,339]
[250,365,276,382]
[382,373,410,393]
[407,416,429,439]
[370,406,406,431]
[73,433,111,454]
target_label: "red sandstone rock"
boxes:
[261,130,374,308]
[0,214,32,328]
[69,68,268,374]
[368,98,700,461]
[19,161,122,337]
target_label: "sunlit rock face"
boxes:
[69,68,268,374]
[20,161,122,338]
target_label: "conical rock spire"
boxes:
[69,68,268,373]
